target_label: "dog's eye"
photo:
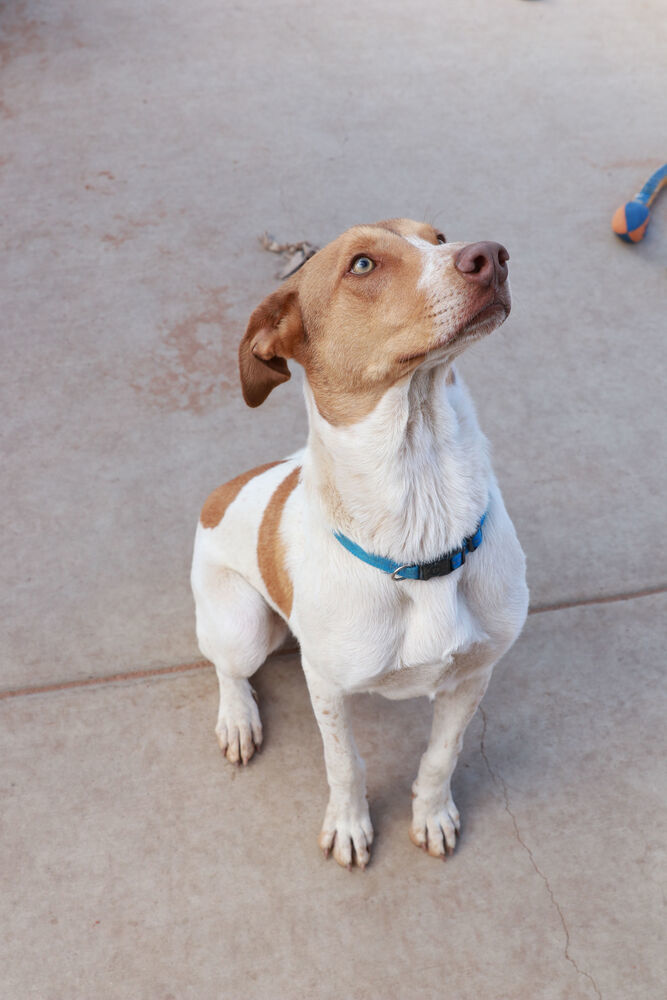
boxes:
[436,233,447,244]
[350,255,376,275]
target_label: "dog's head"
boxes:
[239,218,511,425]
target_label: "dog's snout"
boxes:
[454,242,509,288]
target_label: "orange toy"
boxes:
[612,164,667,243]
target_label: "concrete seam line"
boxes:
[1,585,665,702]
[0,660,213,701]
[528,583,666,615]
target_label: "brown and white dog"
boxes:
[191,218,528,869]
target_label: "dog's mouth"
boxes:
[398,299,510,366]
[459,300,509,336]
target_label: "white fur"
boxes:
[191,237,528,867]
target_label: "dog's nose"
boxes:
[454,242,509,287]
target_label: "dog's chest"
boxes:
[297,571,488,698]
[370,584,489,698]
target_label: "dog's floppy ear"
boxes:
[238,283,304,407]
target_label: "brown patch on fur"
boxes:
[238,219,495,427]
[200,461,285,529]
[298,224,435,425]
[238,221,441,425]
[239,287,303,407]
[375,218,443,244]
[132,286,238,413]
[257,466,301,617]
[446,368,456,386]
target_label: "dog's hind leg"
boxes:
[192,555,288,764]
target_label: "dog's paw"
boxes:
[409,794,460,859]
[215,681,263,765]
[318,798,374,870]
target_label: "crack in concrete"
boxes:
[479,708,603,1000]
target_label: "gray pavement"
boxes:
[3,598,665,999]
[2,0,665,997]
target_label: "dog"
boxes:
[191,218,528,869]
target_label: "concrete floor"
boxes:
[2,0,665,997]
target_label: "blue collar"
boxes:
[333,511,487,581]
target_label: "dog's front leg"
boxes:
[302,659,373,870]
[410,669,492,859]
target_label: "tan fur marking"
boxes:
[296,224,435,425]
[375,218,443,245]
[238,218,503,427]
[257,466,301,617]
[200,461,285,529]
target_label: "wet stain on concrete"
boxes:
[131,286,240,414]
[101,205,168,242]
[0,2,41,70]
[83,170,117,196]
[0,2,91,68]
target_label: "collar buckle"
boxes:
[333,508,487,582]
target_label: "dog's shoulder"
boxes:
[200,455,303,531]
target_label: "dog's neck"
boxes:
[302,363,492,564]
